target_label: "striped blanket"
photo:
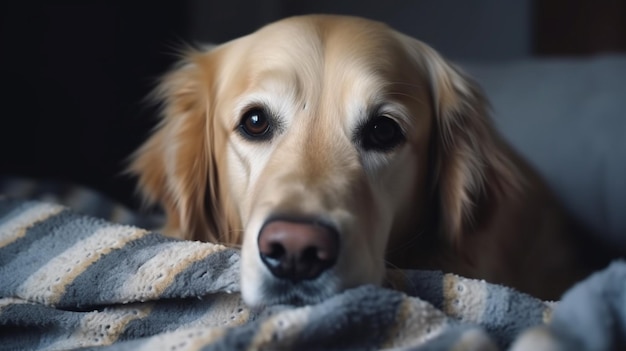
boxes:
[1,188,625,350]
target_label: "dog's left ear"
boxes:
[128,48,240,244]
[405,39,523,245]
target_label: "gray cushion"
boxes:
[459,56,626,248]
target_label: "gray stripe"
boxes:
[399,270,445,309]
[161,248,240,299]
[0,208,69,268]
[118,297,224,341]
[483,285,547,348]
[0,302,83,350]
[56,233,175,308]
[0,211,109,296]
[295,285,404,349]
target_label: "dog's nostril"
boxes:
[260,242,285,271]
[267,243,286,259]
[258,219,339,282]
[301,246,318,262]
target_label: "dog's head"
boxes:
[130,15,518,307]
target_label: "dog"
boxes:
[129,15,603,306]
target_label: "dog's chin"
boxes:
[242,270,343,308]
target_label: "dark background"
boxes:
[1,1,625,208]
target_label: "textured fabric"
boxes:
[510,261,626,351]
[0,176,164,229]
[0,197,537,350]
[1,197,624,350]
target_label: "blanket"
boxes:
[0,196,624,351]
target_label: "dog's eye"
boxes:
[239,108,271,139]
[361,116,404,151]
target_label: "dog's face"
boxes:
[131,15,510,307]
[229,19,437,306]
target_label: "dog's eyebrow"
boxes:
[356,102,410,129]
[231,72,301,122]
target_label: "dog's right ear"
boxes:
[403,38,524,246]
[128,48,238,243]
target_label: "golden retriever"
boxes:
[129,15,601,306]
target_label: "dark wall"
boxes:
[0,3,188,207]
[188,0,532,61]
[535,0,626,56]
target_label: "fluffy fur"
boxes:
[130,15,600,306]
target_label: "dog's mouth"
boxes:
[256,271,342,307]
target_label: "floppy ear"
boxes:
[128,49,240,244]
[409,41,523,245]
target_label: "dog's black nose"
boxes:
[258,219,339,282]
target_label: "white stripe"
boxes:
[0,203,65,248]
[119,241,227,302]
[17,225,148,306]
[442,274,489,323]
[382,297,449,349]
[45,303,153,350]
